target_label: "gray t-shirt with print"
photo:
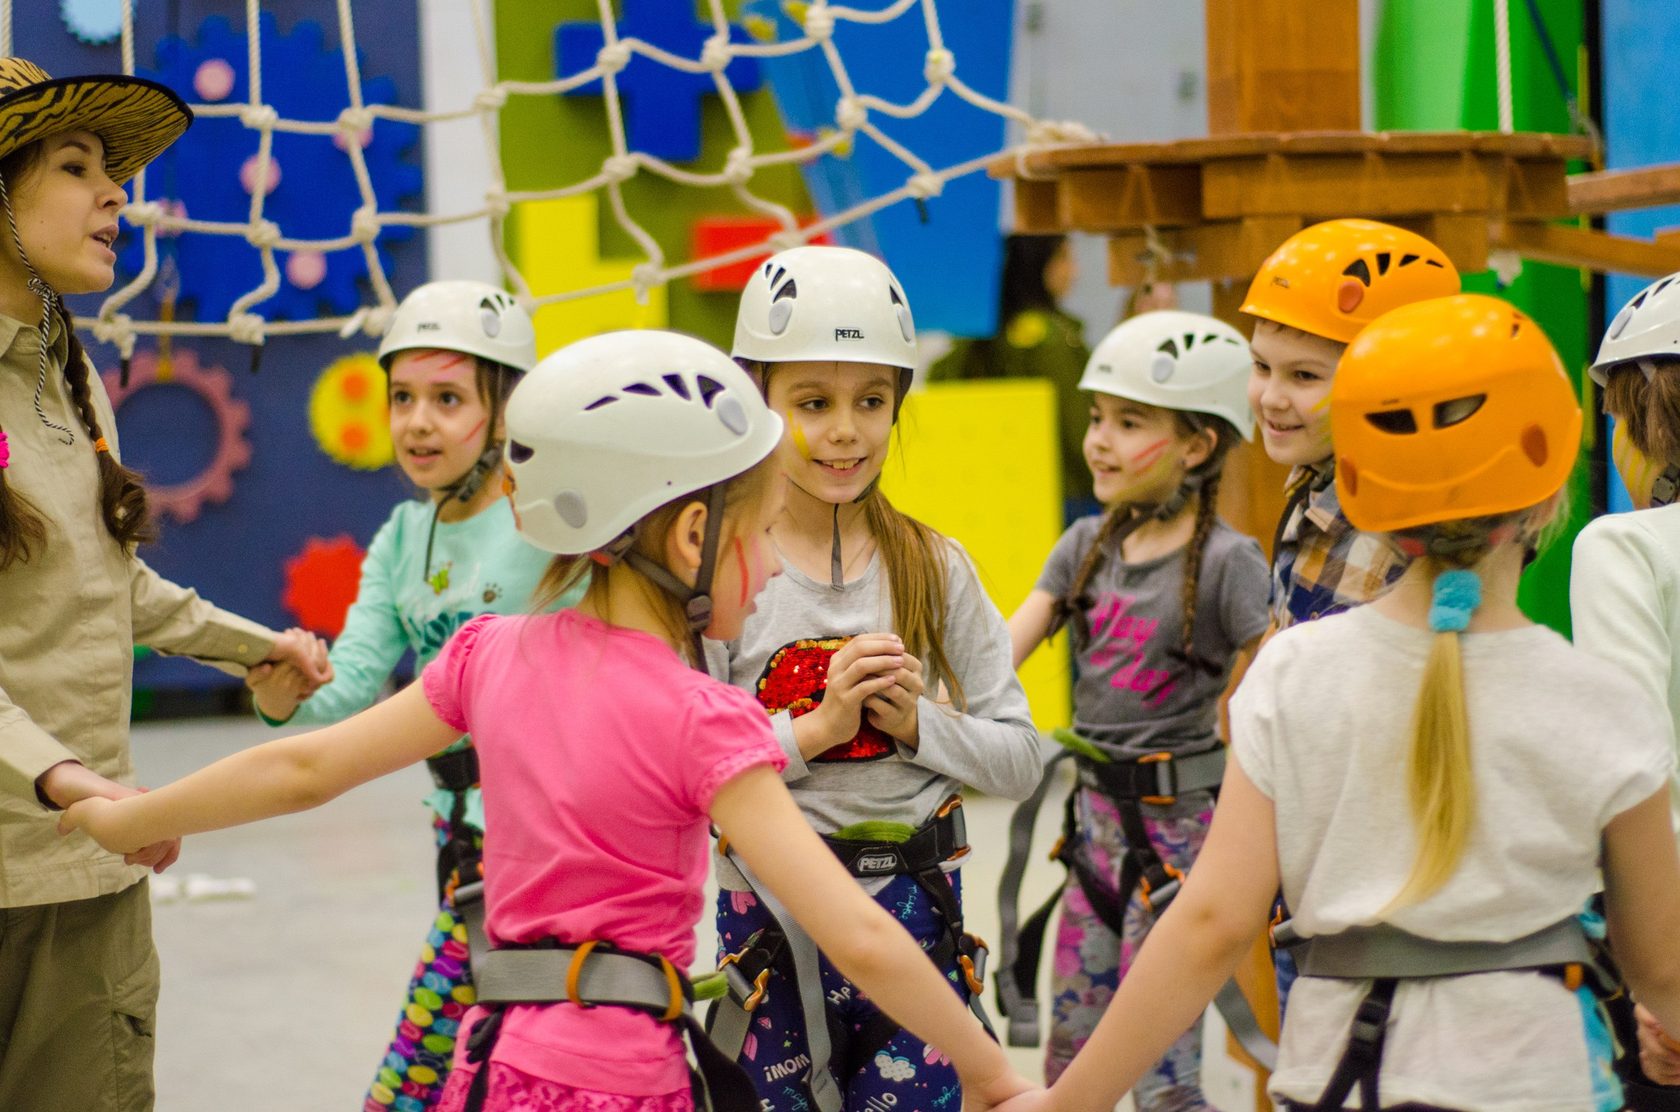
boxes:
[706,538,1042,892]
[1037,515,1270,759]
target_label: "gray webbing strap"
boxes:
[473,946,686,1012]
[454,882,688,1014]
[721,852,843,1112]
[1297,918,1591,981]
[994,747,1071,1047]
[1212,978,1277,1072]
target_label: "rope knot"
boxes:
[905,172,943,200]
[351,206,381,244]
[228,312,267,345]
[91,313,137,357]
[246,220,282,250]
[835,96,867,132]
[474,86,509,111]
[723,147,755,185]
[483,188,511,218]
[802,6,835,40]
[602,155,638,183]
[123,201,164,228]
[700,35,733,73]
[239,104,279,130]
[597,42,633,75]
[924,49,955,85]
[337,106,375,138]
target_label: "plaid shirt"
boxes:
[1270,464,1409,629]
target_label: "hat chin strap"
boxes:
[0,169,74,445]
[594,485,728,674]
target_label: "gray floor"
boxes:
[133,717,1258,1111]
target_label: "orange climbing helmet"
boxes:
[1330,294,1582,533]
[1241,219,1462,344]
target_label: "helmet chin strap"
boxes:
[594,485,728,674]
[422,439,505,585]
[0,169,74,445]
[785,474,877,591]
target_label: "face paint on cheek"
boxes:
[786,409,813,460]
[1129,438,1172,471]
[459,417,487,445]
[732,537,750,607]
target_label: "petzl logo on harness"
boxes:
[854,851,899,874]
[834,327,865,340]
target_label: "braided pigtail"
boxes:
[1049,502,1136,649]
[59,303,154,549]
[1178,466,1221,658]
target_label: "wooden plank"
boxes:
[1568,162,1680,214]
[1492,220,1680,277]
[1058,164,1204,231]
[1201,150,1504,219]
[1107,217,1303,284]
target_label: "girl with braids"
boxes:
[996,295,1680,1112]
[0,59,330,1109]
[1006,310,1268,1109]
[243,279,581,1112]
[712,245,1040,1112]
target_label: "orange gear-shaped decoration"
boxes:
[309,353,392,470]
[281,534,366,638]
[101,349,252,523]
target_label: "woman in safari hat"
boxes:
[0,58,332,1110]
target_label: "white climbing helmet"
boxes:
[504,330,785,555]
[732,245,917,371]
[1592,270,1680,385]
[1078,310,1255,441]
[378,280,538,373]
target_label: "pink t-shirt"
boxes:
[423,611,786,1096]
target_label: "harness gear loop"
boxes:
[565,940,601,1008]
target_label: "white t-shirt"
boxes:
[1231,604,1673,1111]
[1572,504,1680,843]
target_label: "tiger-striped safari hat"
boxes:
[0,58,190,185]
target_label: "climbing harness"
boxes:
[451,880,759,1112]
[707,796,992,1112]
[993,732,1278,1069]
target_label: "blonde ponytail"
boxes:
[1382,555,1485,911]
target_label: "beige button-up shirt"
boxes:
[0,311,277,907]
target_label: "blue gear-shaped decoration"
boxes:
[121,14,422,322]
[61,0,126,45]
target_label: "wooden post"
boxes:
[1206,0,1363,134]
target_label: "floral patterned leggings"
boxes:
[1046,787,1215,1112]
[363,819,482,1112]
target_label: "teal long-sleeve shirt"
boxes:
[271,496,580,827]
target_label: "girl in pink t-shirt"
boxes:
[61,331,1031,1112]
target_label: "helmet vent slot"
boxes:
[663,374,691,400]
[508,441,535,463]
[1424,258,1447,268]
[1433,394,1486,428]
[585,396,618,411]
[696,375,725,407]
[1375,251,1392,275]
[1399,253,1420,267]
[1156,338,1181,358]
[1366,408,1418,434]
[772,279,798,302]
[623,382,661,397]
[1341,258,1373,286]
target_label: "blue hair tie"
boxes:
[1428,569,1482,633]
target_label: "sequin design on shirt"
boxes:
[755,637,893,761]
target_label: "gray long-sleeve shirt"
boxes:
[708,538,1040,891]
